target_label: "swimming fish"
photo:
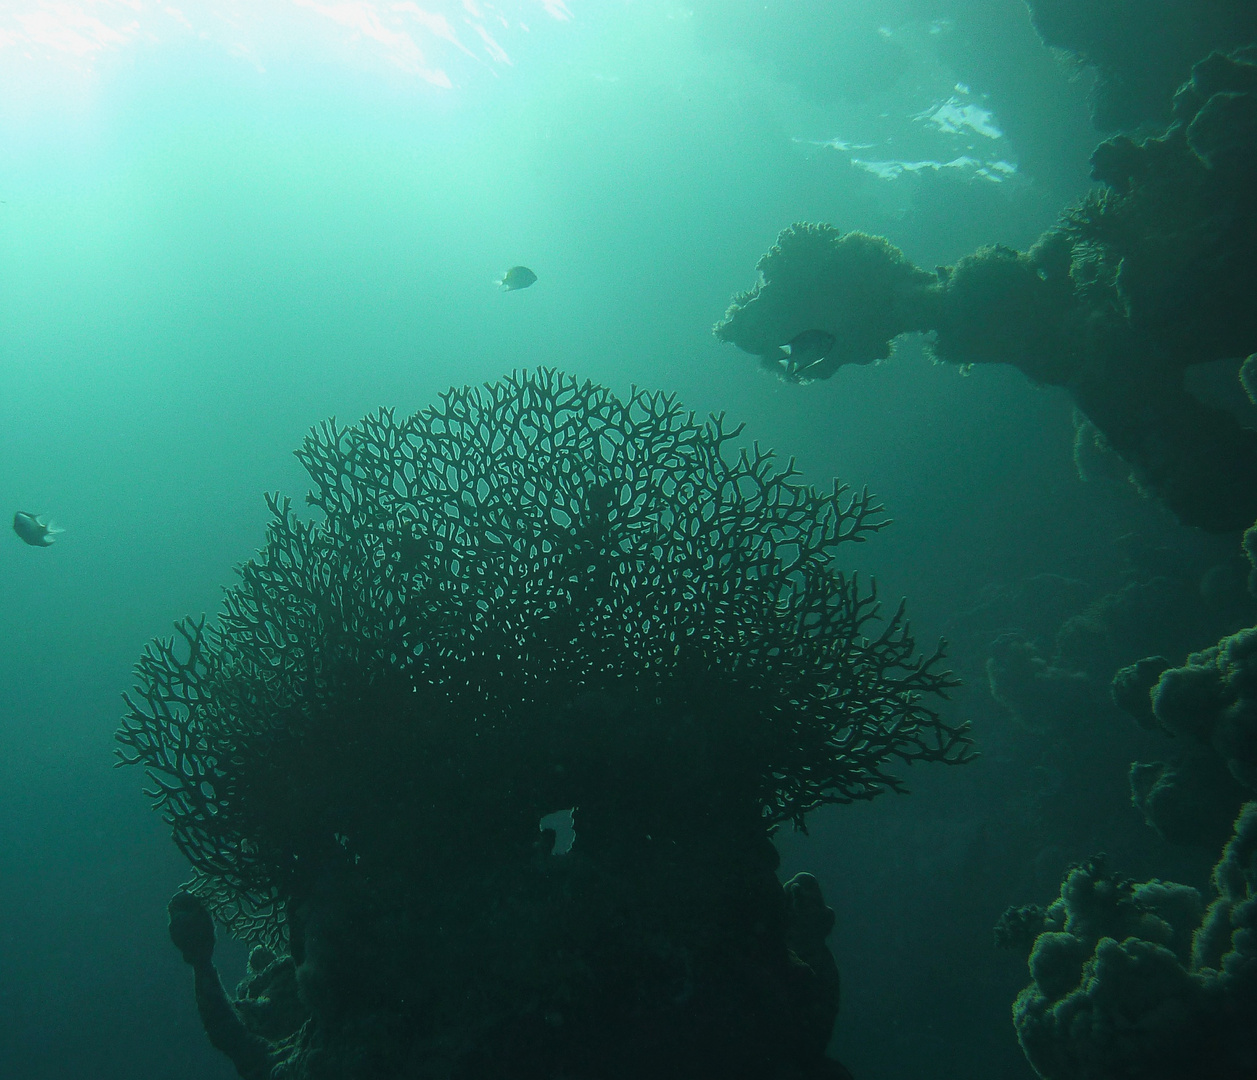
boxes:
[780,329,836,377]
[496,265,537,291]
[13,511,63,547]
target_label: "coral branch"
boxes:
[119,369,967,1078]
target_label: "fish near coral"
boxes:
[13,511,62,547]
[496,265,537,291]
[781,329,837,378]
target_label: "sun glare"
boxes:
[0,0,574,87]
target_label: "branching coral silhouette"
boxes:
[118,369,970,1079]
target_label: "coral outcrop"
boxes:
[1025,0,1257,131]
[1112,613,1257,853]
[716,49,1257,533]
[120,370,970,1079]
[999,805,1257,1080]
[1022,517,1257,1076]
[1142,628,1257,791]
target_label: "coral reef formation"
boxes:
[167,891,279,1080]
[1125,627,1257,790]
[1113,605,1257,851]
[952,548,1252,885]
[711,225,936,382]
[998,804,1257,1080]
[1024,0,1257,130]
[1007,521,1257,1075]
[1127,751,1250,849]
[1243,510,1257,595]
[1242,354,1257,406]
[987,546,1256,737]
[120,370,971,1079]
[716,49,1257,533]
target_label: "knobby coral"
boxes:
[999,805,1257,1080]
[1115,620,1257,793]
[118,369,970,1079]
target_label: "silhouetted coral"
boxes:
[1110,655,1171,729]
[1025,0,1257,130]
[1242,355,1257,406]
[1112,607,1257,849]
[713,224,935,382]
[167,891,274,1080]
[119,370,969,1079]
[994,904,1049,957]
[1128,753,1250,849]
[716,50,1257,532]
[1144,627,1257,790]
[1008,806,1257,1080]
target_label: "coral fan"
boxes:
[1001,805,1257,1080]
[119,370,970,1079]
[716,50,1257,533]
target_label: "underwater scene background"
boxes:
[3,2,1257,1078]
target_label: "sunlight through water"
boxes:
[0,0,574,88]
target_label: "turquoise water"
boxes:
[2,4,1251,1078]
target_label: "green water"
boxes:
[2,4,1240,1078]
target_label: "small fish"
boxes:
[496,265,537,291]
[13,511,63,547]
[780,329,836,376]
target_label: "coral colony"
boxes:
[717,50,1257,534]
[119,35,1257,1080]
[717,47,1257,1080]
[119,369,970,1079]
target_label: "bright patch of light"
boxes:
[917,97,1003,140]
[470,19,511,66]
[818,138,876,153]
[849,155,1014,183]
[809,78,1017,186]
[536,0,571,20]
[0,0,576,87]
[7,3,142,58]
[290,0,452,85]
